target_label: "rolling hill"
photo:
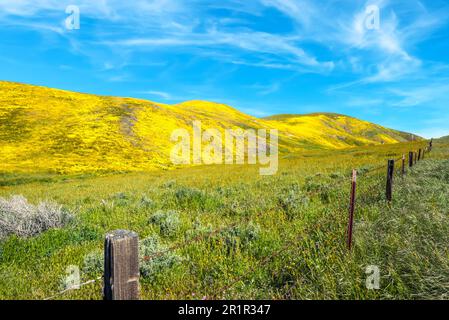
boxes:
[0,81,419,173]
[264,113,416,149]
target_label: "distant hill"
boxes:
[0,81,421,173]
[264,113,417,150]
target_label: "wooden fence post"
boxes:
[386,160,394,202]
[409,152,414,168]
[347,169,357,250]
[104,230,140,300]
[402,154,405,176]
[429,138,433,151]
[418,149,422,161]
[414,152,417,165]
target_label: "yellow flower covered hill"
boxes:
[0,81,419,173]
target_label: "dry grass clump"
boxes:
[0,195,73,239]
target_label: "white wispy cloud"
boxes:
[250,82,281,95]
[105,29,334,72]
[0,1,335,74]
[3,0,443,82]
[389,83,449,107]
[260,0,318,27]
[1,0,449,126]
[141,90,173,100]
[258,0,449,87]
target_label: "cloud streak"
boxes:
[0,0,449,136]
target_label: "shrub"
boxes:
[304,178,331,204]
[139,235,181,279]
[358,166,370,175]
[277,188,309,220]
[0,195,73,239]
[225,200,251,217]
[139,195,155,209]
[185,221,214,240]
[162,180,177,189]
[110,192,130,207]
[149,210,181,237]
[329,172,345,180]
[59,265,81,291]
[82,250,103,275]
[219,223,261,252]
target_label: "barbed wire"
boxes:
[42,143,431,300]
[43,275,102,300]
[142,222,241,262]
[141,206,276,262]
[209,234,304,299]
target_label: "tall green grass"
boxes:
[0,139,447,299]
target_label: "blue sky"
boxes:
[1,0,449,138]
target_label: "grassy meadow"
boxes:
[1,137,448,300]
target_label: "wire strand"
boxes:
[43,275,102,300]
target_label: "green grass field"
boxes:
[0,138,448,300]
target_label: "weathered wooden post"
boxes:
[414,152,417,165]
[386,160,394,202]
[409,152,414,168]
[347,169,357,250]
[418,149,422,161]
[104,230,140,300]
[429,138,433,151]
[401,154,405,176]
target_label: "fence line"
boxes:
[213,142,430,297]
[210,143,430,297]
[142,222,241,262]
[44,276,102,300]
[41,140,432,300]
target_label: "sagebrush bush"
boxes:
[357,166,371,175]
[304,177,331,203]
[139,195,155,209]
[162,180,177,188]
[0,195,73,239]
[219,222,261,253]
[277,187,309,220]
[139,235,181,280]
[82,250,103,275]
[149,210,181,237]
[185,220,214,239]
[225,200,252,217]
[110,192,131,207]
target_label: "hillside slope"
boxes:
[0,81,419,173]
[264,113,416,149]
